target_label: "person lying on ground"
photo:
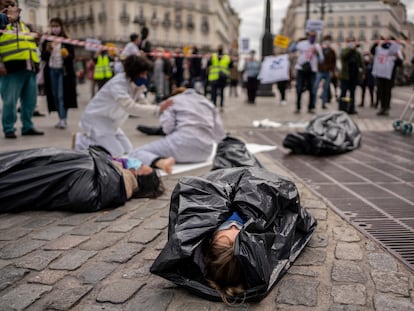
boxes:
[74,55,172,156]
[0,146,164,213]
[130,87,225,174]
[150,166,317,303]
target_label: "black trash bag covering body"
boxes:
[283,111,361,155]
[0,146,126,213]
[150,167,317,302]
[212,136,263,170]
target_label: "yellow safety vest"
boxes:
[94,55,113,80]
[0,22,39,63]
[208,53,230,81]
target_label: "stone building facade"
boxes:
[18,0,48,33]
[279,0,414,62]
[47,0,240,53]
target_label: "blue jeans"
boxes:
[1,70,37,134]
[295,70,316,111]
[313,71,331,106]
[49,67,67,119]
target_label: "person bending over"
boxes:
[74,55,172,156]
[130,87,225,173]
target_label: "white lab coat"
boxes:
[129,89,225,165]
[76,73,158,156]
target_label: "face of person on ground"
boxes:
[213,225,241,246]
[130,164,153,176]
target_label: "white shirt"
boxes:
[290,40,324,72]
[49,42,63,69]
[121,42,140,59]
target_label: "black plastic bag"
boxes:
[212,136,263,170]
[150,167,317,302]
[0,146,126,213]
[283,111,361,155]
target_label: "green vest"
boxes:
[0,22,39,63]
[94,55,113,80]
[208,53,231,81]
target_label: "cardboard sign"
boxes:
[274,35,290,48]
[305,20,324,33]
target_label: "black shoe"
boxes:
[22,128,44,136]
[308,109,315,114]
[5,132,17,139]
[358,103,364,107]
[294,109,300,114]
[348,110,358,115]
[136,125,165,136]
[322,105,327,110]
[33,111,45,117]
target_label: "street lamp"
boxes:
[313,0,333,21]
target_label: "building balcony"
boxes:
[133,16,146,26]
[119,12,130,25]
[359,22,367,27]
[151,18,159,27]
[201,22,209,34]
[372,21,381,27]
[337,22,345,27]
[186,22,195,31]
[175,20,183,30]
[162,19,171,28]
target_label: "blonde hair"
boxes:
[204,235,247,304]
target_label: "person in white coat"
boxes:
[129,87,225,174]
[74,55,171,156]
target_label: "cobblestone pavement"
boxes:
[1,83,413,310]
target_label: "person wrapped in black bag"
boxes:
[151,136,317,303]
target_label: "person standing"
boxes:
[288,31,324,114]
[313,35,336,109]
[359,52,375,108]
[208,45,232,111]
[371,37,403,116]
[338,37,364,115]
[189,46,203,92]
[93,48,113,90]
[0,0,44,139]
[243,50,261,104]
[121,33,141,59]
[41,17,77,129]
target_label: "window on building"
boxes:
[348,30,354,39]
[359,16,366,27]
[372,30,379,40]
[338,16,344,27]
[349,16,355,27]
[187,14,194,31]
[373,15,380,26]
[327,16,334,27]
[338,30,344,42]
[358,30,366,41]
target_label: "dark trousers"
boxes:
[246,77,258,103]
[295,70,316,111]
[339,79,357,113]
[376,78,393,112]
[277,80,288,101]
[210,81,225,107]
[360,83,375,107]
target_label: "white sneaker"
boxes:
[55,119,66,129]
[280,100,287,106]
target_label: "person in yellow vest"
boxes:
[207,45,233,112]
[93,48,113,89]
[0,0,44,139]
